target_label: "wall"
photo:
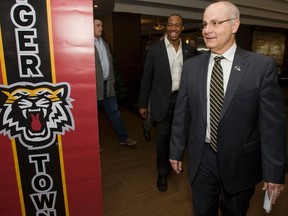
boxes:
[112,12,142,101]
[252,26,288,74]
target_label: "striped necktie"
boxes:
[210,55,224,152]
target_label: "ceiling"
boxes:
[115,0,288,32]
[94,0,288,34]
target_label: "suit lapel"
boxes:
[159,41,191,75]
[182,43,190,61]
[159,41,171,73]
[95,46,100,62]
[199,52,211,124]
[220,48,250,119]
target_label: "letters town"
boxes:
[30,154,57,215]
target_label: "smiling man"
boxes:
[170,1,286,215]
[138,14,195,192]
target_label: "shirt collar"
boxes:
[94,37,103,44]
[210,42,237,62]
[164,35,182,48]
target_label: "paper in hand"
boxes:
[263,190,273,213]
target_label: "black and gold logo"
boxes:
[0,82,74,149]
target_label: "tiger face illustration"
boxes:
[0,82,74,149]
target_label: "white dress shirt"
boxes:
[164,36,183,92]
[205,43,237,142]
[94,37,110,81]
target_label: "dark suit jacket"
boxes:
[94,38,115,101]
[138,40,195,122]
[170,47,287,194]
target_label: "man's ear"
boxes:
[232,19,240,34]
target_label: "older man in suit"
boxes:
[170,1,286,215]
[138,14,195,192]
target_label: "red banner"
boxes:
[0,0,103,215]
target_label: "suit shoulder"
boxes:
[183,54,206,74]
[182,42,193,51]
[185,51,209,62]
[146,40,163,51]
[236,48,276,72]
[250,52,274,62]
[237,47,273,62]
[182,43,195,55]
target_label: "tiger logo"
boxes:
[0,82,74,149]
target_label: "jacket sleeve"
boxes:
[138,46,154,108]
[259,56,287,184]
[170,61,190,161]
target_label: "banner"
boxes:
[0,0,103,215]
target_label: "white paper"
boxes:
[263,190,273,213]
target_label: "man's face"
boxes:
[166,15,184,42]
[189,40,196,48]
[94,19,103,38]
[202,4,239,54]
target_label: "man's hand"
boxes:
[262,182,284,205]
[139,108,148,119]
[170,159,183,174]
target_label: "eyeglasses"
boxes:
[199,18,236,30]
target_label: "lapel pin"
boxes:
[234,66,241,71]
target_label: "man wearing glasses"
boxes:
[170,1,286,215]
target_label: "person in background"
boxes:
[169,1,286,215]
[189,39,200,55]
[94,19,137,150]
[138,14,195,192]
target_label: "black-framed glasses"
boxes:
[199,18,236,30]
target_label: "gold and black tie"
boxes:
[210,56,224,152]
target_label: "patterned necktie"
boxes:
[210,55,224,152]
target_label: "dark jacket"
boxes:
[170,47,286,193]
[138,40,195,121]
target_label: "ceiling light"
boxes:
[152,19,165,31]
